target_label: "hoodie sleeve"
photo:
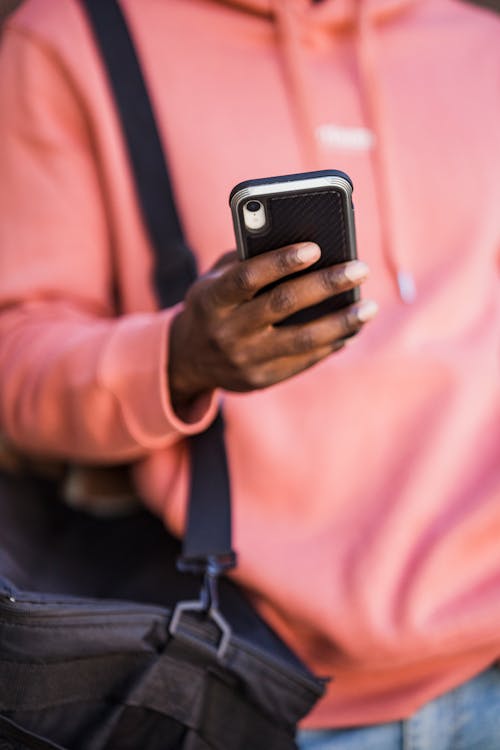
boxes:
[0,24,218,463]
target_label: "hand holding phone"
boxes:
[168,171,377,415]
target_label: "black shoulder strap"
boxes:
[79,0,236,574]
[462,0,500,13]
[80,0,196,307]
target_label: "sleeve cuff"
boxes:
[97,306,219,449]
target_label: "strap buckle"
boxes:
[169,552,237,660]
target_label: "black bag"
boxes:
[0,1,326,748]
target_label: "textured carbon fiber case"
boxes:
[234,184,358,325]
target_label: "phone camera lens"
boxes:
[243,199,266,231]
[246,200,262,213]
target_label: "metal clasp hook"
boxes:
[168,552,236,660]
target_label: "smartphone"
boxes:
[229,169,359,326]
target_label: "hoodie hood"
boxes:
[214,0,421,302]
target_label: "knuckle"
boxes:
[246,366,268,390]
[228,346,250,371]
[231,264,255,296]
[213,329,250,370]
[293,327,314,353]
[275,249,297,275]
[204,314,232,350]
[338,308,359,334]
[320,266,343,293]
[268,284,296,315]
[219,333,241,364]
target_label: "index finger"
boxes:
[207,242,322,308]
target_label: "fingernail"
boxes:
[296,243,321,263]
[344,261,369,283]
[356,300,379,322]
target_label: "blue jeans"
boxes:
[297,666,500,750]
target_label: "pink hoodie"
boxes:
[0,0,499,728]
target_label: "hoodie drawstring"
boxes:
[271,0,417,303]
[272,0,322,169]
[355,3,416,303]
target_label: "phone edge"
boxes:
[230,174,355,261]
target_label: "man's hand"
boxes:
[168,242,377,415]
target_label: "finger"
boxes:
[247,260,370,326]
[276,299,378,356]
[247,299,379,362]
[245,341,346,390]
[206,242,322,309]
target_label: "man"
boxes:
[0,1,499,747]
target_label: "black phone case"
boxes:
[230,171,359,326]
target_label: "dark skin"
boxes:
[169,241,378,418]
